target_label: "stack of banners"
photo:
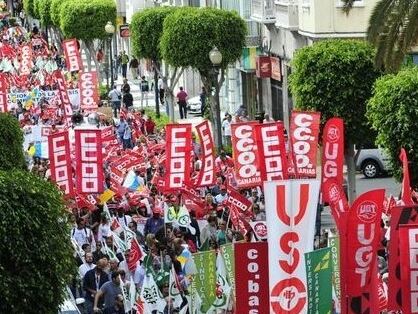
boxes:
[193,250,217,313]
[62,38,83,72]
[47,130,74,196]
[53,70,73,126]
[165,124,192,190]
[0,73,7,112]
[321,118,344,203]
[74,129,104,194]
[264,179,320,313]
[234,241,269,314]
[195,120,215,187]
[305,247,332,314]
[388,206,418,311]
[328,237,341,313]
[344,189,384,314]
[19,44,33,76]
[289,111,321,178]
[79,71,99,112]
[399,224,418,314]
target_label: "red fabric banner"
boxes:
[400,148,414,205]
[231,122,262,188]
[289,111,321,178]
[48,130,74,196]
[323,179,349,235]
[128,239,144,272]
[321,118,344,203]
[19,44,32,76]
[254,122,288,181]
[165,124,192,190]
[225,186,253,216]
[195,120,215,187]
[79,71,99,112]
[399,224,418,314]
[53,70,73,126]
[74,129,104,194]
[63,39,83,72]
[345,189,384,309]
[0,73,7,112]
[234,242,270,314]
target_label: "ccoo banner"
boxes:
[63,39,83,72]
[195,120,215,187]
[79,71,99,112]
[265,179,320,314]
[0,73,7,112]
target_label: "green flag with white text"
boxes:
[193,250,216,313]
[305,247,332,314]
[328,236,341,313]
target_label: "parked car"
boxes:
[187,96,202,114]
[356,145,391,178]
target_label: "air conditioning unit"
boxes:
[251,0,276,24]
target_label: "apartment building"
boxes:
[251,0,379,127]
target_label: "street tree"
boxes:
[367,67,418,187]
[289,39,379,202]
[23,0,35,17]
[59,0,116,72]
[0,170,76,313]
[131,7,178,119]
[38,0,52,28]
[160,7,246,148]
[0,113,26,171]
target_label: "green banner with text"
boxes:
[193,250,217,313]
[328,236,341,313]
[305,247,332,314]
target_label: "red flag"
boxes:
[62,39,83,72]
[323,179,349,235]
[19,44,33,76]
[195,120,215,187]
[128,239,143,272]
[79,71,100,112]
[0,73,8,112]
[400,148,414,205]
[321,118,344,203]
[53,70,73,126]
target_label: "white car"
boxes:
[356,146,391,178]
[187,96,202,114]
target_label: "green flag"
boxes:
[193,250,216,313]
[220,243,235,295]
[328,236,341,313]
[305,247,332,314]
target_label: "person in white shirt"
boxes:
[97,214,111,242]
[222,114,232,146]
[79,252,96,279]
[214,185,228,204]
[71,217,94,247]
[116,207,132,228]
[263,113,274,123]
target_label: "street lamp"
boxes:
[209,46,223,149]
[105,21,115,88]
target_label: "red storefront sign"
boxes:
[270,57,282,81]
[256,55,272,78]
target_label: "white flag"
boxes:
[169,265,184,309]
[208,252,231,312]
[140,274,166,312]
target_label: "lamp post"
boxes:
[105,21,115,88]
[209,46,223,149]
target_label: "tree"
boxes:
[342,0,418,71]
[0,170,76,313]
[23,0,35,17]
[131,7,178,119]
[0,113,26,171]
[160,7,246,148]
[33,0,41,19]
[38,0,52,27]
[367,67,418,187]
[289,39,380,202]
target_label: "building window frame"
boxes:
[336,0,365,8]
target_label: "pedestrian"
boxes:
[157,76,165,105]
[140,76,149,108]
[84,259,109,314]
[120,51,129,78]
[121,78,130,94]
[122,121,133,150]
[129,56,139,79]
[176,86,188,119]
[222,113,232,147]
[122,91,133,110]
[102,294,125,314]
[93,270,123,312]
[108,85,122,118]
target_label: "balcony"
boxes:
[275,1,299,31]
[251,0,276,24]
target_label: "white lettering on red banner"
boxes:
[20,44,32,76]
[79,71,99,112]
[63,39,83,72]
[0,74,7,112]
[231,122,262,188]
[400,225,418,314]
[48,131,74,195]
[53,71,73,126]
[195,121,215,187]
[75,129,104,193]
[265,179,320,314]
[165,124,192,190]
[290,111,321,178]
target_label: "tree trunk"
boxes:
[345,142,357,204]
[153,60,160,118]
[165,66,184,122]
[85,41,101,83]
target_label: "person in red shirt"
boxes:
[176,86,188,119]
[144,117,156,135]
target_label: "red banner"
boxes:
[165,124,192,190]
[321,118,344,203]
[48,130,74,196]
[0,74,7,112]
[255,122,288,181]
[323,179,349,235]
[400,148,414,205]
[289,111,321,178]
[63,39,83,72]
[399,224,418,314]
[345,190,384,310]
[231,122,262,188]
[74,129,104,194]
[195,120,215,187]
[19,44,32,76]
[234,242,270,314]
[53,71,73,126]
[79,71,99,112]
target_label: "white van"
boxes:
[355,144,391,178]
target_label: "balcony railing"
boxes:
[251,0,276,24]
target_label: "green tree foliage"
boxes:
[367,67,418,186]
[38,0,52,27]
[0,170,76,313]
[33,0,41,19]
[59,0,116,41]
[131,7,177,61]
[23,0,35,17]
[0,113,26,171]
[50,0,69,27]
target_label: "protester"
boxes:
[93,270,123,312]
[84,259,109,314]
